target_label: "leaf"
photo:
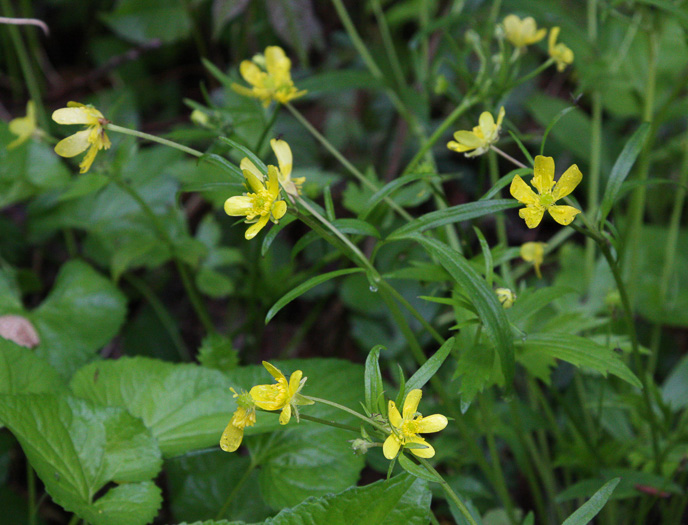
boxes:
[298,70,384,94]
[661,354,688,410]
[28,260,127,377]
[561,478,620,525]
[405,235,515,385]
[599,122,651,224]
[101,0,192,44]
[517,334,642,388]
[359,172,433,220]
[218,137,268,174]
[397,454,443,483]
[262,215,297,257]
[405,337,455,393]
[265,268,365,323]
[211,0,250,37]
[364,345,386,415]
[0,338,64,395]
[453,345,502,412]
[266,0,324,54]
[388,200,520,240]
[0,394,162,525]
[540,105,578,156]
[58,173,110,202]
[479,168,531,201]
[69,357,235,457]
[507,286,577,326]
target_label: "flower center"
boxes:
[539,193,554,208]
[248,189,274,218]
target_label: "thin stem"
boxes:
[370,0,405,91]
[254,107,279,154]
[490,145,527,169]
[488,150,513,287]
[298,413,360,433]
[304,396,388,433]
[66,515,80,525]
[504,58,555,91]
[286,103,414,222]
[0,16,49,35]
[378,280,444,345]
[417,458,478,525]
[403,96,475,176]
[27,463,37,525]
[215,461,256,520]
[105,123,203,158]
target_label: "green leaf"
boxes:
[69,357,235,457]
[0,338,64,395]
[330,218,381,239]
[58,173,110,202]
[196,267,235,298]
[397,454,443,483]
[0,393,162,525]
[453,344,502,412]
[479,168,531,201]
[540,105,578,156]
[28,260,127,377]
[405,235,515,385]
[561,478,620,525]
[364,345,386,415]
[517,334,642,388]
[262,215,297,257]
[388,200,520,240]
[359,172,433,220]
[265,268,365,323]
[405,337,455,393]
[101,0,191,44]
[0,265,22,311]
[298,70,384,94]
[598,122,650,224]
[507,286,577,326]
[661,354,688,410]
[218,137,268,174]
[198,333,239,373]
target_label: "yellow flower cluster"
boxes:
[220,361,313,452]
[502,15,574,70]
[232,46,306,107]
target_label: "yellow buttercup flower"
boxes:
[447,107,505,158]
[383,389,448,460]
[502,15,546,48]
[520,242,547,278]
[496,288,516,308]
[8,100,37,149]
[548,27,574,72]
[224,164,287,240]
[249,361,313,425]
[231,46,307,107]
[52,102,111,173]
[269,138,305,195]
[510,155,582,229]
[220,388,256,453]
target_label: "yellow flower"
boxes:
[447,107,505,158]
[520,242,547,278]
[249,361,313,425]
[220,388,257,453]
[510,155,582,229]
[231,46,307,107]
[383,389,448,460]
[224,164,287,240]
[548,27,574,72]
[495,288,516,308]
[269,138,305,195]
[52,102,111,173]
[502,15,547,48]
[8,100,37,150]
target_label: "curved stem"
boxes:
[417,458,478,525]
[298,413,360,433]
[105,123,204,158]
[215,461,256,520]
[491,145,527,169]
[304,395,388,433]
[286,103,414,222]
[255,107,279,154]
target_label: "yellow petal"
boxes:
[220,421,244,452]
[245,214,270,239]
[265,46,290,79]
[415,414,449,434]
[288,370,303,397]
[240,157,264,181]
[250,384,285,410]
[452,130,483,148]
[478,111,496,140]
[231,83,258,99]
[244,170,266,194]
[519,205,545,229]
[54,129,91,158]
[549,27,561,53]
[496,106,505,128]
[271,200,287,220]
[388,401,402,428]
[532,155,555,195]
[79,144,99,173]
[262,361,286,381]
[270,138,293,181]
[551,164,582,201]
[509,175,539,206]
[383,434,401,459]
[224,195,254,216]
[447,140,474,153]
[279,404,292,425]
[52,106,99,125]
[240,60,265,87]
[408,436,435,458]
[547,205,581,225]
[266,165,280,196]
[402,389,422,420]
[532,28,547,43]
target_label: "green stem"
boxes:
[370,0,405,91]
[504,58,555,91]
[403,96,475,175]
[109,174,215,334]
[491,145,527,169]
[215,461,256,520]
[254,107,279,155]
[298,413,360,433]
[286,103,414,222]
[417,458,479,525]
[304,395,388,433]
[105,123,203,158]
[66,514,80,525]
[378,280,444,345]
[27,463,37,525]
[488,150,513,287]
[0,0,47,129]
